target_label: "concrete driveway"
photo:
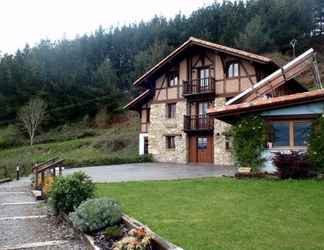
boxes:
[64,163,236,182]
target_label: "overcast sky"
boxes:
[0,0,216,54]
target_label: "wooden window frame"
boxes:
[167,71,179,87]
[166,136,176,150]
[268,119,313,149]
[226,62,240,79]
[166,103,176,119]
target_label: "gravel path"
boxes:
[0,178,86,250]
[64,162,236,182]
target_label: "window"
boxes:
[166,136,175,149]
[199,68,210,88]
[197,137,208,150]
[144,137,149,155]
[225,135,232,150]
[166,103,176,119]
[168,72,179,87]
[146,108,150,123]
[269,120,312,148]
[227,62,239,78]
[271,122,290,147]
[294,122,311,146]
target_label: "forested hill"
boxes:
[0,0,323,125]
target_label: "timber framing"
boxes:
[133,37,275,88]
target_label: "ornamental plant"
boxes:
[228,115,268,171]
[308,116,324,172]
[48,171,95,214]
[70,198,122,233]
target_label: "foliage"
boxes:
[228,115,268,171]
[70,198,122,233]
[0,125,24,149]
[104,226,123,240]
[273,151,315,179]
[0,0,320,124]
[48,171,95,214]
[236,15,273,53]
[97,179,324,250]
[113,228,152,250]
[308,116,324,172]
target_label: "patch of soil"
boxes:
[94,224,129,250]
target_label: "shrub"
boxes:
[228,115,268,171]
[104,225,123,239]
[308,116,324,172]
[48,171,95,214]
[273,151,315,179]
[70,198,122,233]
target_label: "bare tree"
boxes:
[18,98,47,146]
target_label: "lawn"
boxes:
[96,178,324,250]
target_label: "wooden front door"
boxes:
[189,135,213,163]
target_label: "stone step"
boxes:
[1,239,86,250]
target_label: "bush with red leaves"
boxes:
[273,151,315,179]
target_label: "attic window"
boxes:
[168,71,179,87]
[227,62,239,78]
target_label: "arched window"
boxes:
[227,62,239,78]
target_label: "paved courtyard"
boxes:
[0,178,86,250]
[64,163,236,182]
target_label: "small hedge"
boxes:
[273,151,315,179]
[70,198,122,233]
[48,171,95,214]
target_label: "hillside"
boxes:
[264,37,324,88]
[0,113,151,179]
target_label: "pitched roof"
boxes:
[225,49,314,105]
[133,37,273,87]
[123,90,151,110]
[208,88,324,119]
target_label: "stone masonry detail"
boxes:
[148,101,187,163]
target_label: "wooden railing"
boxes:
[184,115,214,131]
[183,77,216,96]
[33,158,64,193]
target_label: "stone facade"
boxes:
[148,101,187,163]
[213,97,234,166]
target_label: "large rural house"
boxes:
[125,37,322,166]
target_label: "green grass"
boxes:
[0,115,151,179]
[96,178,324,250]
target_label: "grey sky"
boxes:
[0,0,216,54]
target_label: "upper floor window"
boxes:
[199,68,210,87]
[227,62,239,78]
[166,103,176,119]
[168,71,179,87]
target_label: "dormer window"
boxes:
[168,71,179,87]
[227,62,239,78]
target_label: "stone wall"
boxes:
[148,101,187,163]
[213,97,234,166]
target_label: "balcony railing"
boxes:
[183,77,215,96]
[184,115,214,132]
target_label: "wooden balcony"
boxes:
[183,77,216,97]
[184,115,214,132]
